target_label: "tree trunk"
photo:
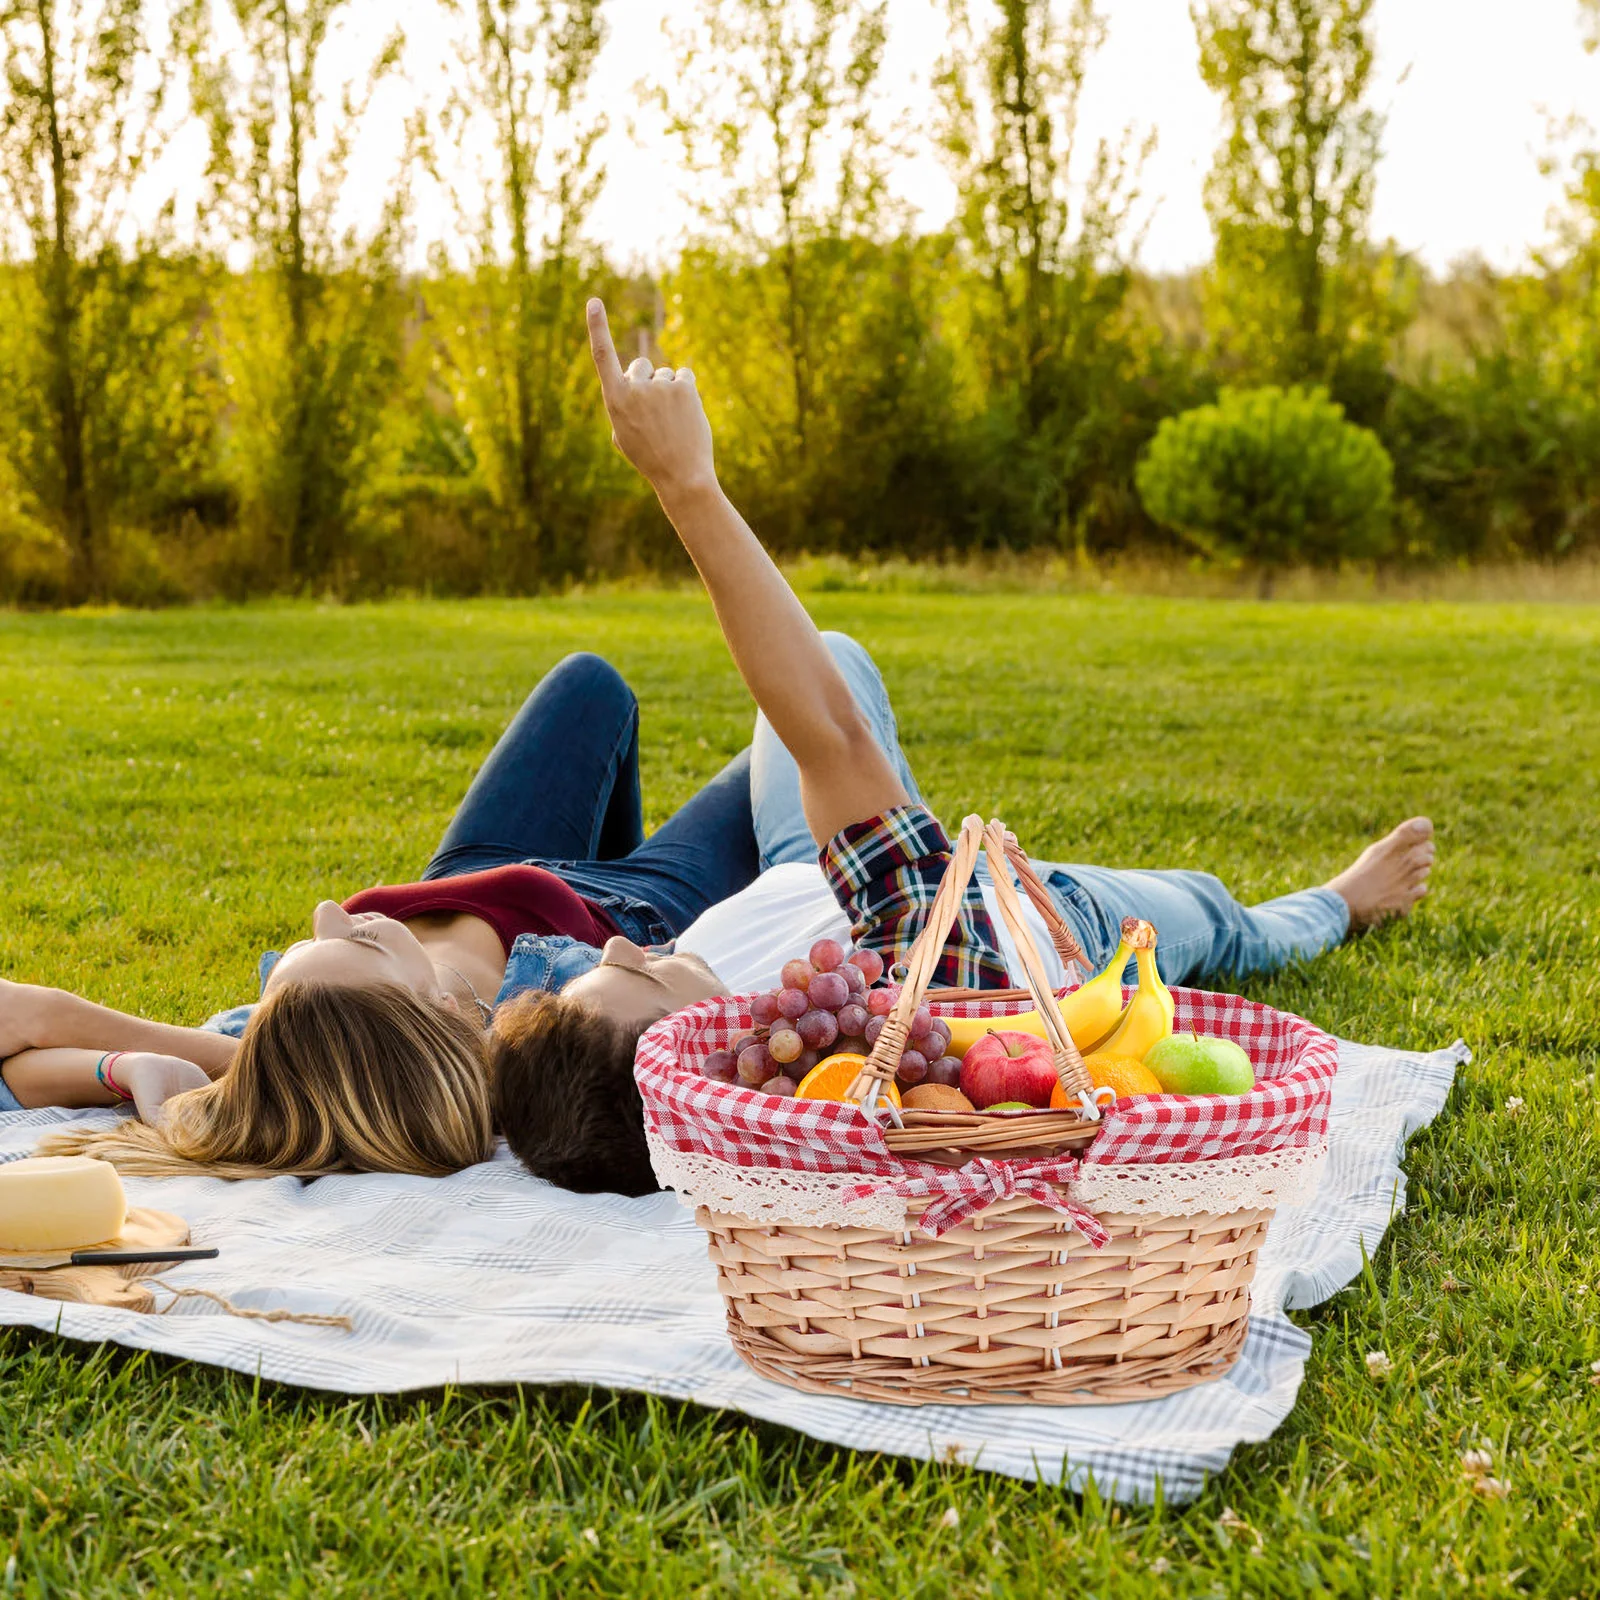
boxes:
[280,1,313,582]
[36,0,95,599]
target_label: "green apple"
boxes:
[1144,1032,1255,1096]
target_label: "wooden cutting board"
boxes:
[0,1208,189,1271]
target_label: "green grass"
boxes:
[1,593,1596,1597]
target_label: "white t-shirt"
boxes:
[676,861,1072,996]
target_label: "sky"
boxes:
[571,0,1600,275]
[178,0,1600,276]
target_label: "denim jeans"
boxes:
[751,636,1349,986]
[425,652,761,942]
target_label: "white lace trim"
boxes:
[647,1132,1328,1228]
[1072,1141,1327,1216]
[645,1134,911,1229]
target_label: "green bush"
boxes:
[1135,385,1394,573]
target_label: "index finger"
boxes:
[586,298,623,395]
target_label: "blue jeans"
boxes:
[425,653,761,943]
[752,635,1349,986]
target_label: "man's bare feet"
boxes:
[1326,817,1436,932]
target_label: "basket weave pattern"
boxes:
[705,1196,1270,1405]
[636,816,1337,1407]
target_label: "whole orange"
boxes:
[1050,1052,1163,1107]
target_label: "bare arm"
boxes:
[0,980,238,1077]
[2,1047,212,1121]
[585,299,908,847]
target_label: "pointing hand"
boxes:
[586,299,717,503]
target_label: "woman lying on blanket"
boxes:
[486,299,1438,1195]
[2,660,767,1174]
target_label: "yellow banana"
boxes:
[1097,921,1174,1061]
[943,923,1136,1058]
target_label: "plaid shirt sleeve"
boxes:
[820,804,1011,990]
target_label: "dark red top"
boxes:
[343,865,621,961]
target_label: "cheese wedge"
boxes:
[0,1156,127,1253]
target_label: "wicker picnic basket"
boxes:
[636,816,1338,1407]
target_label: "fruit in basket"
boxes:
[808,938,844,972]
[701,1049,738,1084]
[959,1029,1059,1110]
[902,1082,975,1113]
[795,1052,902,1107]
[987,1101,1034,1111]
[1096,921,1174,1061]
[848,947,884,985]
[941,919,1144,1059]
[766,1074,798,1097]
[736,1041,777,1086]
[1050,1052,1162,1106]
[807,971,850,1011]
[926,1055,963,1087]
[1145,1033,1255,1095]
[895,1048,929,1089]
[766,1027,803,1065]
[780,958,812,992]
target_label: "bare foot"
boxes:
[1326,817,1435,932]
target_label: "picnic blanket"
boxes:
[0,1035,1463,1505]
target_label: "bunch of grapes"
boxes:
[699,939,963,1098]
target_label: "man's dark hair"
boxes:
[489,991,660,1197]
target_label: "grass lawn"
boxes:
[1,592,1596,1597]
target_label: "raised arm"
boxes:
[586,299,908,847]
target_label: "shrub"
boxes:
[1135,385,1394,575]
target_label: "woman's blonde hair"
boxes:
[40,980,494,1179]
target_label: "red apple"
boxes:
[959,1029,1060,1109]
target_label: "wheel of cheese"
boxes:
[0,1156,127,1253]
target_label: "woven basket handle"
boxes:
[847,815,986,1108]
[999,834,1091,980]
[981,820,1094,1102]
[845,815,1096,1111]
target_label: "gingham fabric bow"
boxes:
[846,1155,1111,1245]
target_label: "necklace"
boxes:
[438,962,495,1027]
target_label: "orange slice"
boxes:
[1051,1052,1163,1107]
[796,1052,902,1108]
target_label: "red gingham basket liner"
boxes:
[636,985,1338,1192]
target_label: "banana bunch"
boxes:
[943,916,1174,1061]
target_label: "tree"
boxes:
[652,0,903,544]
[186,0,407,586]
[1191,0,1404,397]
[406,0,613,585]
[0,0,186,597]
[934,0,1160,554]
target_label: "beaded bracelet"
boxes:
[96,1051,134,1102]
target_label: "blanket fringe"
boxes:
[150,1280,353,1331]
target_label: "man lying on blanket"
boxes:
[490,301,1436,1195]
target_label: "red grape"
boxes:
[926,1056,963,1087]
[848,947,885,986]
[807,971,850,1012]
[864,1014,886,1047]
[797,1009,839,1050]
[766,1074,798,1097]
[796,1047,821,1076]
[750,992,781,1027]
[767,1027,803,1065]
[837,1037,867,1058]
[908,1005,934,1041]
[866,987,897,1017]
[732,1033,761,1058]
[808,938,844,972]
[836,1002,868,1038]
[923,1024,951,1060]
[736,1042,777,1086]
[780,958,812,991]
[702,1050,738,1083]
[895,1049,929,1088]
[776,987,810,1021]
[842,962,867,996]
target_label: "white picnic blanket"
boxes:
[0,1035,1463,1505]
